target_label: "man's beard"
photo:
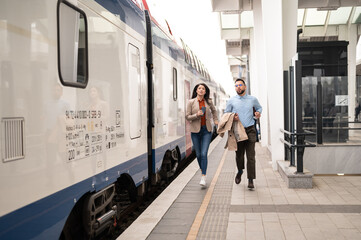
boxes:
[237,90,245,95]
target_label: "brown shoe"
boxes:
[235,171,243,184]
[248,179,254,189]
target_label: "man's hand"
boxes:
[254,112,261,119]
[234,113,239,121]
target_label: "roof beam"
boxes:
[302,9,308,37]
[324,11,331,36]
[348,6,356,28]
[211,0,240,12]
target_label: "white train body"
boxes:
[0,0,228,239]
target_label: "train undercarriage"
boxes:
[60,147,181,240]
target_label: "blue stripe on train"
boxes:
[0,153,147,240]
[0,137,186,239]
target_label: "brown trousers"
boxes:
[235,125,257,179]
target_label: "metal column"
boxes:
[295,60,304,173]
[289,66,295,167]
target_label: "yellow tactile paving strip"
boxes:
[186,149,228,240]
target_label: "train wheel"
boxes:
[159,148,179,181]
[60,194,88,240]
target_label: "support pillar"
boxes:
[261,0,284,169]
[252,0,269,148]
[339,24,357,133]
[348,25,357,124]
[252,0,298,170]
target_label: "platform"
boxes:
[118,136,361,240]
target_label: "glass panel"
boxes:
[302,77,317,143]
[241,11,253,28]
[322,76,348,143]
[302,76,350,143]
[349,77,361,144]
[58,2,87,86]
[297,9,305,26]
[221,13,240,29]
[305,8,327,26]
[77,15,87,83]
[356,76,361,121]
[329,7,352,25]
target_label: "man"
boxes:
[225,78,262,189]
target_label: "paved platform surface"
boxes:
[119,136,361,240]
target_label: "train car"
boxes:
[0,0,228,239]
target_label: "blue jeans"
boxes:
[191,125,212,175]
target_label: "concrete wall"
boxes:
[304,146,361,174]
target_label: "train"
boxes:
[0,0,228,239]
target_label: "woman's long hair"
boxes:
[192,83,210,104]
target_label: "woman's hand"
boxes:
[197,110,204,117]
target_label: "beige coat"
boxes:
[186,98,218,133]
[217,112,248,151]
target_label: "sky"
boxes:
[146,0,235,95]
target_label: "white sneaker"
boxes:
[200,175,206,187]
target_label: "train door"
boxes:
[128,44,142,139]
[124,37,148,186]
[184,80,192,157]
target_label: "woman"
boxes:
[186,83,218,187]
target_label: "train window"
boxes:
[196,57,200,73]
[194,55,200,72]
[189,50,195,69]
[173,68,178,101]
[128,44,142,139]
[57,0,88,88]
[180,39,189,64]
[186,48,191,65]
[186,47,192,65]
[205,70,210,80]
[192,53,197,70]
